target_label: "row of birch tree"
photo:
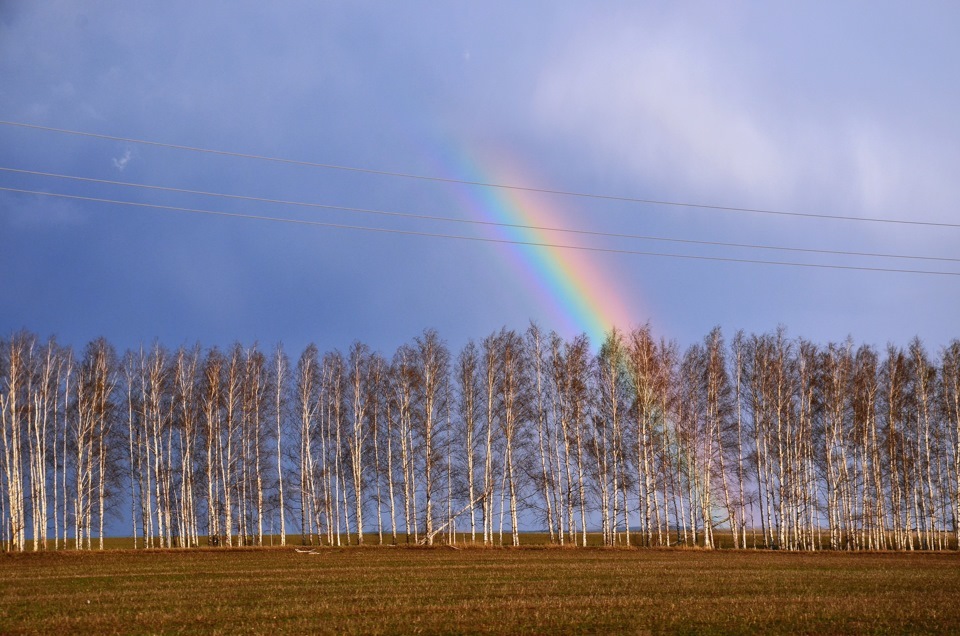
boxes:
[2,325,959,551]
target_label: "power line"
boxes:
[2,119,958,229]
[3,166,957,264]
[3,186,958,277]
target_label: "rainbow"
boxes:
[450,146,640,345]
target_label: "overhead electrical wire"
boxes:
[2,119,958,229]
[1,166,956,265]
[2,186,958,277]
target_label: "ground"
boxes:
[1,545,958,634]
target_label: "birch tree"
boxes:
[272,344,289,545]
[413,330,449,545]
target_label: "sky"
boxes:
[2,1,959,358]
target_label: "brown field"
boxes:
[1,545,959,635]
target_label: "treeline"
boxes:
[1,326,959,552]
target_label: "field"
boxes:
[2,546,959,635]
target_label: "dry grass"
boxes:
[1,546,958,634]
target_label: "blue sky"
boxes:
[2,1,958,356]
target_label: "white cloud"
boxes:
[534,23,786,201]
[112,148,133,171]
[531,16,960,228]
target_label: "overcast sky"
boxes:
[2,2,958,356]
